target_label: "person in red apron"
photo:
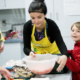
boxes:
[23,0,68,74]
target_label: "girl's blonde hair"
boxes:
[71,22,80,30]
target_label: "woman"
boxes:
[0,30,5,53]
[23,0,68,74]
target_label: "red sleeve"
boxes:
[66,55,80,73]
[67,50,73,54]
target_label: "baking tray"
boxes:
[1,73,35,80]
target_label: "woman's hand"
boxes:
[31,67,53,74]
[29,51,36,57]
[0,67,12,79]
[56,55,67,72]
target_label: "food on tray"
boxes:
[12,66,33,78]
[13,73,19,78]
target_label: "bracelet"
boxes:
[31,51,35,54]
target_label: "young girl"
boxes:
[66,22,80,80]
[23,0,68,74]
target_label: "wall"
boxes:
[53,0,79,50]
[0,9,26,66]
[0,43,24,66]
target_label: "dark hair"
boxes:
[28,0,47,15]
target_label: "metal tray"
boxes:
[2,73,35,80]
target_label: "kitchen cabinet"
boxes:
[45,0,54,20]
[25,0,33,21]
[53,0,80,49]
[0,0,3,9]
[0,42,25,66]
[25,0,54,21]
[0,0,25,10]
[53,0,80,37]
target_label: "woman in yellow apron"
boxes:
[0,30,5,53]
[23,0,68,74]
[0,30,12,79]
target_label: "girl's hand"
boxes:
[29,51,36,57]
[0,67,12,79]
[56,55,67,72]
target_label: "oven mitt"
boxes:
[48,54,69,74]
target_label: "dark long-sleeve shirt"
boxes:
[23,18,68,57]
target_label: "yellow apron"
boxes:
[0,30,5,42]
[31,21,60,54]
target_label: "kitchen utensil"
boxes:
[23,54,58,73]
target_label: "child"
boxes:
[0,30,12,79]
[66,22,80,80]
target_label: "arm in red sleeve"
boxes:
[66,56,80,73]
[67,50,73,54]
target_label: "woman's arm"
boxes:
[47,19,68,57]
[23,20,32,55]
[47,18,68,72]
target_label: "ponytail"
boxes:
[28,0,47,15]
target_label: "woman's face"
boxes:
[71,25,80,42]
[30,12,46,29]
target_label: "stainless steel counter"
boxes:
[34,71,72,80]
[4,38,23,43]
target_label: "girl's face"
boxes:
[30,12,46,29]
[71,25,80,42]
